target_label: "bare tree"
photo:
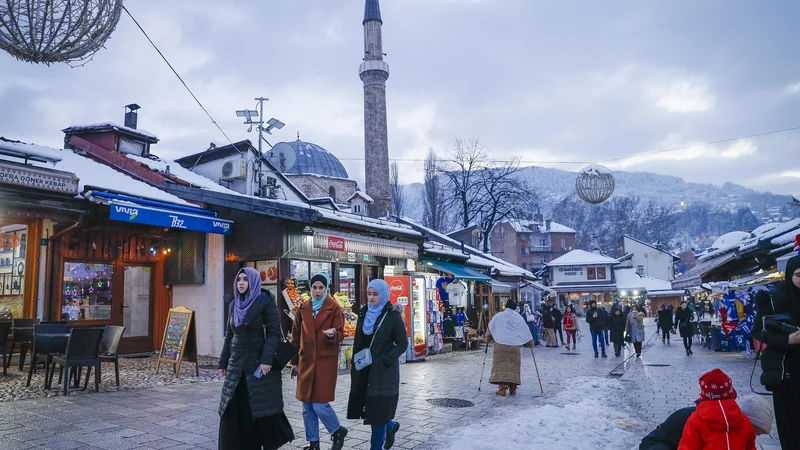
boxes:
[389,162,404,217]
[474,160,536,252]
[441,139,488,229]
[423,149,448,231]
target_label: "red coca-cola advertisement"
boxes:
[326,236,346,252]
[385,276,411,338]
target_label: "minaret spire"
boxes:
[360,0,391,218]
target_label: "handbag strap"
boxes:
[366,311,389,351]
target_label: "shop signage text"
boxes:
[0,233,20,250]
[558,266,584,277]
[0,161,79,195]
[313,232,418,259]
[109,203,233,235]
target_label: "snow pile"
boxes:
[427,377,640,450]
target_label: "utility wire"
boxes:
[338,125,800,165]
[122,5,243,154]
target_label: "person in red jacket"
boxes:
[678,368,756,450]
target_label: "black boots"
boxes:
[303,443,320,450]
[331,427,348,450]
[594,351,599,358]
[384,422,400,449]
[602,352,607,358]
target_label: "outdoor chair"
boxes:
[26,323,68,388]
[95,325,125,387]
[48,327,104,395]
[0,321,11,376]
[6,318,40,371]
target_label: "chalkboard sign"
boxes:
[156,306,199,376]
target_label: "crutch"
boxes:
[529,345,544,394]
[478,340,490,391]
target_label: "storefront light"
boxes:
[621,291,627,296]
[633,290,639,296]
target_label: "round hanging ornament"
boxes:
[575,164,615,204]
[0,0,123,65]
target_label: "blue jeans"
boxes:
[302,402,341,442]
[591,330,606,353]
[371,420,398,450]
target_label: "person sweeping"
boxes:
[485,299,535,396]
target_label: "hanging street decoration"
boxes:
[0,0,123,65]
[575,164,615,204]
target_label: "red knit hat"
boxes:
[697,368,737,402]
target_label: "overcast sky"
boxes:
[1,0,799,196]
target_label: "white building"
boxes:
[617,235,680,281]
[547,250,619,313]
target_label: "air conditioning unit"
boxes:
[221,159,247,180]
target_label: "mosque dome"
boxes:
[282,139,349,179]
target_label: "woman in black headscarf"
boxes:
[218,267,294,450]
[754,254,800,449]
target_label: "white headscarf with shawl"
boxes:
[489,308,533,346]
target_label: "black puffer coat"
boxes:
[608,310,627,344]
[217,292,283,419]
[347,303,408,425]
[674,307,694,338]
[657,308,673,331]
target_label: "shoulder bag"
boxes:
[353,312,388,371]
[271,308,296,369]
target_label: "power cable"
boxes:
[122,5,244,155]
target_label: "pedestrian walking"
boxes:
[562,305,579,351]
[602,306,611,346]
[675,301,694,356]
[522,304,540,346]
[753,254,800,449]
[626,309,645,358]
[486,299,534,396]
[586,300,607,358]
[657,304,673,344]
[677,368,756,450]
[640,395,772,450]
[551,305,564,346]
[218,268,295,450]
[608,305,626,357]
[290,273,348,450]
[347,279,407,450]
[541,305,558,347]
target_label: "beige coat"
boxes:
[486,328,522,385]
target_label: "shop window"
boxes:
[597,267,607,279]
[61,262,114,321]
[587,267,597,280]
[0,224,27,318]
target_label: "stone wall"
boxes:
[284,174,358,204]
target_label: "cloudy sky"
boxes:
[1,0,799,196]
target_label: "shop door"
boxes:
[119,264,154,353]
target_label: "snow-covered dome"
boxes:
[711,231,751,250]
[282,139,349,179]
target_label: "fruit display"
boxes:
[333,292,352,309]
[283,280,303,308]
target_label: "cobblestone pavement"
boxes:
[0,323,783,449]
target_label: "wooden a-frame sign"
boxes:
[156,306,199,377]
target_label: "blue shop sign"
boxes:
[109,202,233,235]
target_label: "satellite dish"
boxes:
[267,142,297,172]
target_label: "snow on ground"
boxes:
[425,377,641,450]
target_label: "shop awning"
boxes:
[491,280,513,294]
[420,258,492,282]
[311,227,418,259]
[87,190,233,235]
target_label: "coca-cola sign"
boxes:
[326,236,346,251]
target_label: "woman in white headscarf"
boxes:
[486,299,534,396]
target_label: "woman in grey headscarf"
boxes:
[218,267,294,449]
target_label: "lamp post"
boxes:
[236,98,285,196]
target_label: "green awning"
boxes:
[420,259,492,282]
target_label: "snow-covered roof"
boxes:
[397,217,534,278]
[548,249,619,267]
[63,122,158,142]
[504,218,576,234]
[125,154,243,197]
[347,190,374,203]
[423,242,470,260]
[697,231,751,261]
[739,219,800,253]
[772,230,800,248]
[622,235,680,260]
[613,268,672,292]
[0,140,190,206]
[316,208,421,238]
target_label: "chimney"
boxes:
[124,103,141,129]
[545,219,551,231]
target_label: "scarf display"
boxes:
[233,267,261,327]
[364,279,390,335]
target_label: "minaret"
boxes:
[360,0,391,218]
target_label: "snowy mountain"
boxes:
[401,165,795,224]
